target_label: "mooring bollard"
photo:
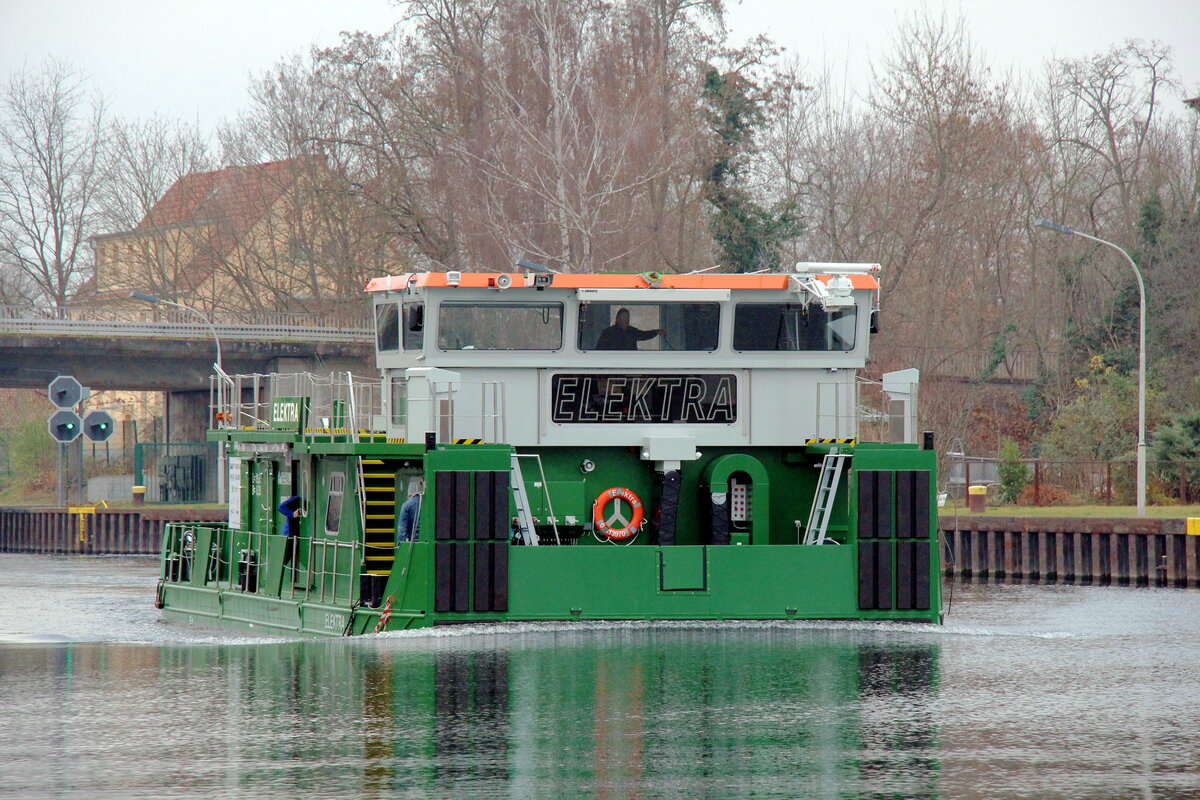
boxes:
[132,485,146,507]
[967,484,987,513]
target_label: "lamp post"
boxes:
[131,292,222,371]
[1034,219,1147,516]
[132,292,227,504]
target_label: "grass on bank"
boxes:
[943,502,1200,518]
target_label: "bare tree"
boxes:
[218,57,396,314]
[1046,40,1177,233]
[0,60,105,309]
[90,116,213,301]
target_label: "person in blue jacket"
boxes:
[397,485,422,543]
[278,494,304,573]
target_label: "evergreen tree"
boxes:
[701,66,802,272]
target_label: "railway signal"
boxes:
[48,375,86,409]
[48,409,82,443]
[83,410,115,443]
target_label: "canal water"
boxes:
[1,554,1198,799]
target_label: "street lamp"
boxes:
[1034,219,1147,516]
[132,291,227,504]
[131,292,222,372]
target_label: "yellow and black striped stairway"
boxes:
[361,458,402,576]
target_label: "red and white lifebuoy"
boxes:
[373,595,394,633]
[592,487,644,541]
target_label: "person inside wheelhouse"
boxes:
[595,307,666,350]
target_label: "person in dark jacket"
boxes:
[278,494,304,572]
[397,487,422,543]
[596,308,665,350]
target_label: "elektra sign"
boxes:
[551,374,737,424]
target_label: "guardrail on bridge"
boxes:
[0,306,372,344]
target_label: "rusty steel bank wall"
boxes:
[0,507,226,555]
[940,516,1200,588]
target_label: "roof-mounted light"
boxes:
[789,274,856,309]
[794,262,881,276]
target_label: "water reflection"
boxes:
[0,630,942,799]
[7,556,1200,798]
[858,646,939,799]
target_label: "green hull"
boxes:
[160,541,936,637]
[158,438,941,636]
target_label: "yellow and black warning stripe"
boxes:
[805,438,857,445]
[452,438,485,445]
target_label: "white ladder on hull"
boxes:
[509,453,561,546]
[803,452,852,545]
[509,454,540,546]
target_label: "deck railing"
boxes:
[214,372,384,437]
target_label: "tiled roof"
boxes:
[137,159,299,231]
[131,158,313,291]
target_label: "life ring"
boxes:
[372,595,394,634]
[592,487,644,541]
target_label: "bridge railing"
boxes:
[0,305,371,343]
[0,304,369,328]
[878,345,1061,382]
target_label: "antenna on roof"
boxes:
[517,258,560,274]
[684,264,722,275]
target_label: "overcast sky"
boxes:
[1,0,1198,138]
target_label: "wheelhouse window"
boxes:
[437,302,563,350]
[375,302,399,351]
[404,303,424,351]
[733,303,857,352]
[390,377,407,426]
[577,302,719,352]
[325,471,345,535]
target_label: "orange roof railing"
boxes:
[365,270,880,293]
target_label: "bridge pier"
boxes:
[166,391,210,442]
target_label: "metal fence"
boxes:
[135,442,220,504]
[948,457,1200,507]
[881,345,1062,382]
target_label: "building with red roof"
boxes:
[90,157,358,314]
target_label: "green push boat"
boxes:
[157,265,941,635]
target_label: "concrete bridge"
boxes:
[2,307,1051,440]
[0,307,373,439]
[879,345,1055,385]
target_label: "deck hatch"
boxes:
[660,546,707,591]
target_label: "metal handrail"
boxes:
[0,304,370,328]
[0,317,370,343]
[212,371,383,434]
